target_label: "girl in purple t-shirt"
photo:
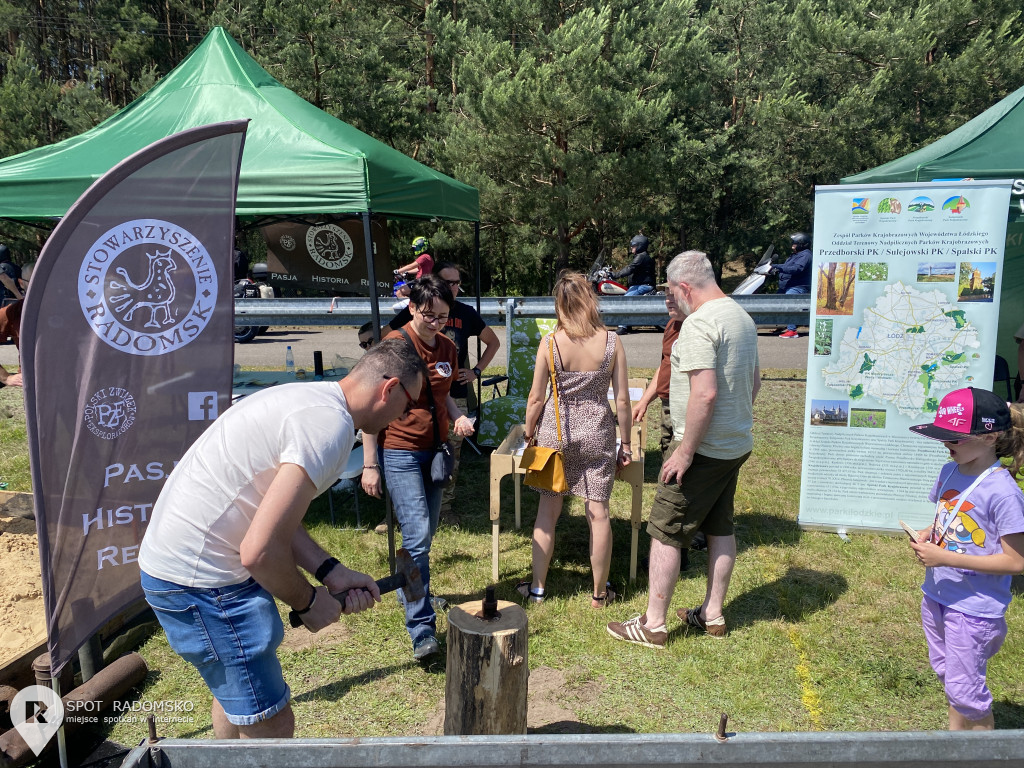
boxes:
[908,387,1024,730]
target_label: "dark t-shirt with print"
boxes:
[389,300,487,398]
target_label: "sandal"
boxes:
[592,582,617,607]
[515,581,545,604]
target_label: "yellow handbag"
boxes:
[522,335,568,494]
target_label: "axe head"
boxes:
[396,547,426,602]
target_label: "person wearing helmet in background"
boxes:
[772,232,813,338]
[394,237,435,300]
[0,244,26,303]
[614,234,656,335]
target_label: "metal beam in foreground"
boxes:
[232,293,811,328]
[121,730,1024,768]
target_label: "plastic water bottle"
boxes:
[285,345,295,378]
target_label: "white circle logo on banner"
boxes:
[306,224,354,270]
[78,219,218,356]
[83,386,138,439]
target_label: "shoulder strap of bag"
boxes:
[548,334,562,446]
[400,328,442,447]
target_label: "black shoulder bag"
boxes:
[400,329,456,487]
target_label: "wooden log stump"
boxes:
[444,599,528,735]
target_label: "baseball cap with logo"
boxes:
[909,387,1011,441]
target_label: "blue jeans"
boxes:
[140,572,289,725]
[624,284,654,297]
[781,284,810,331]
[381,447,442,647]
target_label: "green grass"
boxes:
[0,385,30,489]
[3,369,1024,741]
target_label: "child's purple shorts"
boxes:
[921,595,1007,721]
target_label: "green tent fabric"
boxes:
[841,83,1024,184]
[0,27,478,222]
[841,84,1024,378]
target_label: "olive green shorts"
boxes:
[646,442,750,549]
[659,400,673,454]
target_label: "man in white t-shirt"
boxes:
[139,338,424,739]
[608,250,759,649]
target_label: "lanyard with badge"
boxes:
[930,462,1003,546]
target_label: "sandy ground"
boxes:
[0,514,45,669]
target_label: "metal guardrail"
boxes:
[120,730,1024,768]
[233,293,810,328]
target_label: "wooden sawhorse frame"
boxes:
[489,421,646,583]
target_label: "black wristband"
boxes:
[294,583,317,615]
[472,366,482,378]
[314,556,341,584]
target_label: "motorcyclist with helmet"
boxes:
[772,232,813,338]
[395,237,435,293]
[614,234,656,335]
[391,237,436,311]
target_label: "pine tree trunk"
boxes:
[444,600,528,735]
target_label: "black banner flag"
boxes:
[21,121,247,673]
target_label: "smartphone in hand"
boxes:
[898,520,920,541]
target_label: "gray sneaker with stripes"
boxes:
[606,614,667,649]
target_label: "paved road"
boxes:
[1,324,809,372]
[231,323,809,372]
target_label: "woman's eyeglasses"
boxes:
[419,312,449,325]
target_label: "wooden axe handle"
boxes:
[288,572,409,628]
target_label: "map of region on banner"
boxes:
[821,281,980,416]
[799,180,1012,533]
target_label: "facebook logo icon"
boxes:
[188,391,219,421]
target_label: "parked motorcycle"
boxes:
[233,262,273,344]
[731,244,776,295]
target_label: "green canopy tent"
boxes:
[0,26,478,223]
[0,26,482,338]
[0,27,482,577]
[842,84,1024,374]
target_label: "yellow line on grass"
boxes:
[787,627,825,730]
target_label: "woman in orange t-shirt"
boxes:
[361,274,475,660]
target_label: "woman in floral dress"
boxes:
[518,272,632,607]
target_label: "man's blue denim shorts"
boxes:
[140,571,289,726]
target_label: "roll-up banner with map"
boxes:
[799,180,1013,533]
